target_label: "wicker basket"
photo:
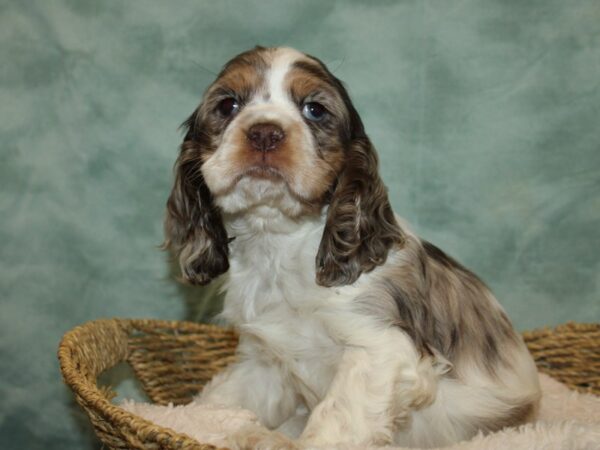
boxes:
[58,319,600,450]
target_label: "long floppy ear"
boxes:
[163,111,229,285]
[316,135,404,287]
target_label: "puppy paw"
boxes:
[228,424,299,450]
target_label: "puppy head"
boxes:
[165,46,403,286]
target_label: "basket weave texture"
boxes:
[58,319,600,450]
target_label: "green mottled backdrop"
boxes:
[1,0,599,448]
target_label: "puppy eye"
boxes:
[302,102,327,122]
[217,97,240,117]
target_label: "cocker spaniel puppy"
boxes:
[164,46,541,449]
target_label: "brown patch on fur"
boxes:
[356,237,522,377]
[277,59,349,203]
[421,241,521,373]
[283,57,405,287]
[286,62,342,108]
[308,147,346,201]
[210,47,270,102]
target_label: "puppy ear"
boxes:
[163,112,229,285]
[316,136,404,287]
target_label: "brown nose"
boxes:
[246,123,285,152]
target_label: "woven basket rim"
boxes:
[59,318,600,450]
[58,318,233,450]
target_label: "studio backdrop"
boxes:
[0,1,598,448]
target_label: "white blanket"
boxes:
[122,373,600,449]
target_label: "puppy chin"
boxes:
[214,176,308,218]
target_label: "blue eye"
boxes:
[302,102,327,121]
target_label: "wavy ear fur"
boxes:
[316,131,404,287]
[163,112,229,285]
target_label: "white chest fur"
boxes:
[220,209,344,405]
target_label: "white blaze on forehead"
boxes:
[266,47,305,105]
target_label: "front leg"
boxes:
[300,327,437,447]
[198,351,299,429]
[197,342,302,450]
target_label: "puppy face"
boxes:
[193,47,357,215]
[165,47,403,286]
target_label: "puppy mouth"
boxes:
[241,164,285,182]
[225,163,318,207]
[222,162,288,195]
